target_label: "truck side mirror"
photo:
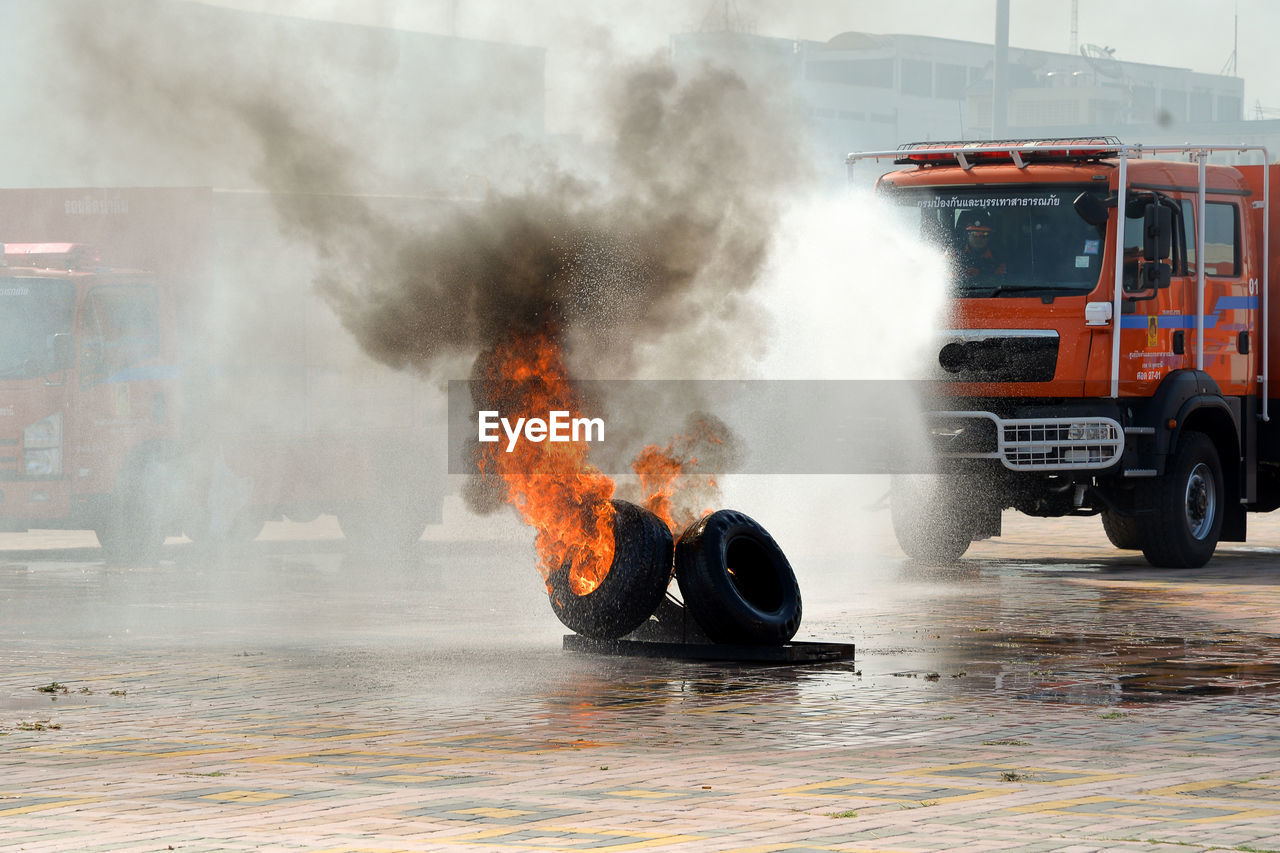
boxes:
[1144,204,1172,261]
[1144,261,1172,289]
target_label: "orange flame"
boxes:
[477,335,726,594]
[476,332,616,595]
[633,443,687,532]
[632,417,724,533]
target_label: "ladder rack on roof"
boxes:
[889,137,1124,168]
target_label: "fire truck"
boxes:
[847,139,1279,568]
[0,187,445,560]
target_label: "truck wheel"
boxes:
[1136,431,1222,568]
[674,510,802,645]
[184,510,266,547]
[337,501,430,553]
[95,456,173,564]
[1101,510,1141,550]
[548,500,674,640]
[889,474,974,563]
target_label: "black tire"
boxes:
[1136,431,1223,568]
[184,511,266,547]
[1101,510,1141,550]
[547,500,674,640]
[337,502,430,553]
[674,510,802,645]
[95,455,175,564]
[889,474,973,563]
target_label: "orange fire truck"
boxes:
[0,187,445,560]
[848,139,1279,568]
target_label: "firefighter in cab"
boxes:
[959,215,1006,278]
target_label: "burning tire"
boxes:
[547,500,674,640]
[674,510,802,645]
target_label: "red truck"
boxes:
[0,187,445,560]
[847,139,1278,568]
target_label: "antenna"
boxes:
[1069,0,1078,55]
[699,0,752,33]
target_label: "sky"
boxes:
[187,0,1280,124]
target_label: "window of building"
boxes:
[804,59,893,88]
[901,59,931,97]
[935,63,967,99]
[1160,89,1187,121]
[1190,91,1213,123]
[1130,86,1155,122]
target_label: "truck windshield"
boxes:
[882,185,1104,297]
[0,278,76,379]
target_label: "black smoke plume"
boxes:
[48,0,813,509]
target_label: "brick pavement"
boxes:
[1,505,1279,852]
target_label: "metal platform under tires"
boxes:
[558,597,856,664]
[562,633,856,664]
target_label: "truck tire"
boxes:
[1136,431,1222,568]
[674,510,802,645]
[548,500,674,640]
[95,455,174,564]
[184,510,266,547]
[338,501,430,553]
[1101,510,1141,550]
[889,474,974,563]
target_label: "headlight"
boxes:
[1067,422,1111,442]
[23,413,63,477]
[23,412,62,449]
[24,448,62,478]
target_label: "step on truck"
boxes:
[0,187,446,561]
[847,139,1280,567]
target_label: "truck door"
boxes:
[1184,198,1253,395]
[1117,196,1188,392]
[74,282,167,493]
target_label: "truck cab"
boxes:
[1,243,179,554]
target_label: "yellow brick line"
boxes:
[242,749,461,768]
[27,739,241,758]
[722,845,914,853]
[777,776,1003,804]
[1005,794,1280,823]
[442,825,703,849]
[308,848,417,853]
[450,807,536,819]
[900,760,1132,786]
[197,789,293,803]
[1144,779,1280,800]
[224,727,407,742]
[0,797,100,816]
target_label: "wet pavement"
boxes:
[2,503,1279,852]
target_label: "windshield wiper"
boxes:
[965,283,1066,298]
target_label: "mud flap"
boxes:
[1222,501,1246,542]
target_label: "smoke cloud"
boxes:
[35,0,820,521]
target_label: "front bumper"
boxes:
[929,411,1124,471]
